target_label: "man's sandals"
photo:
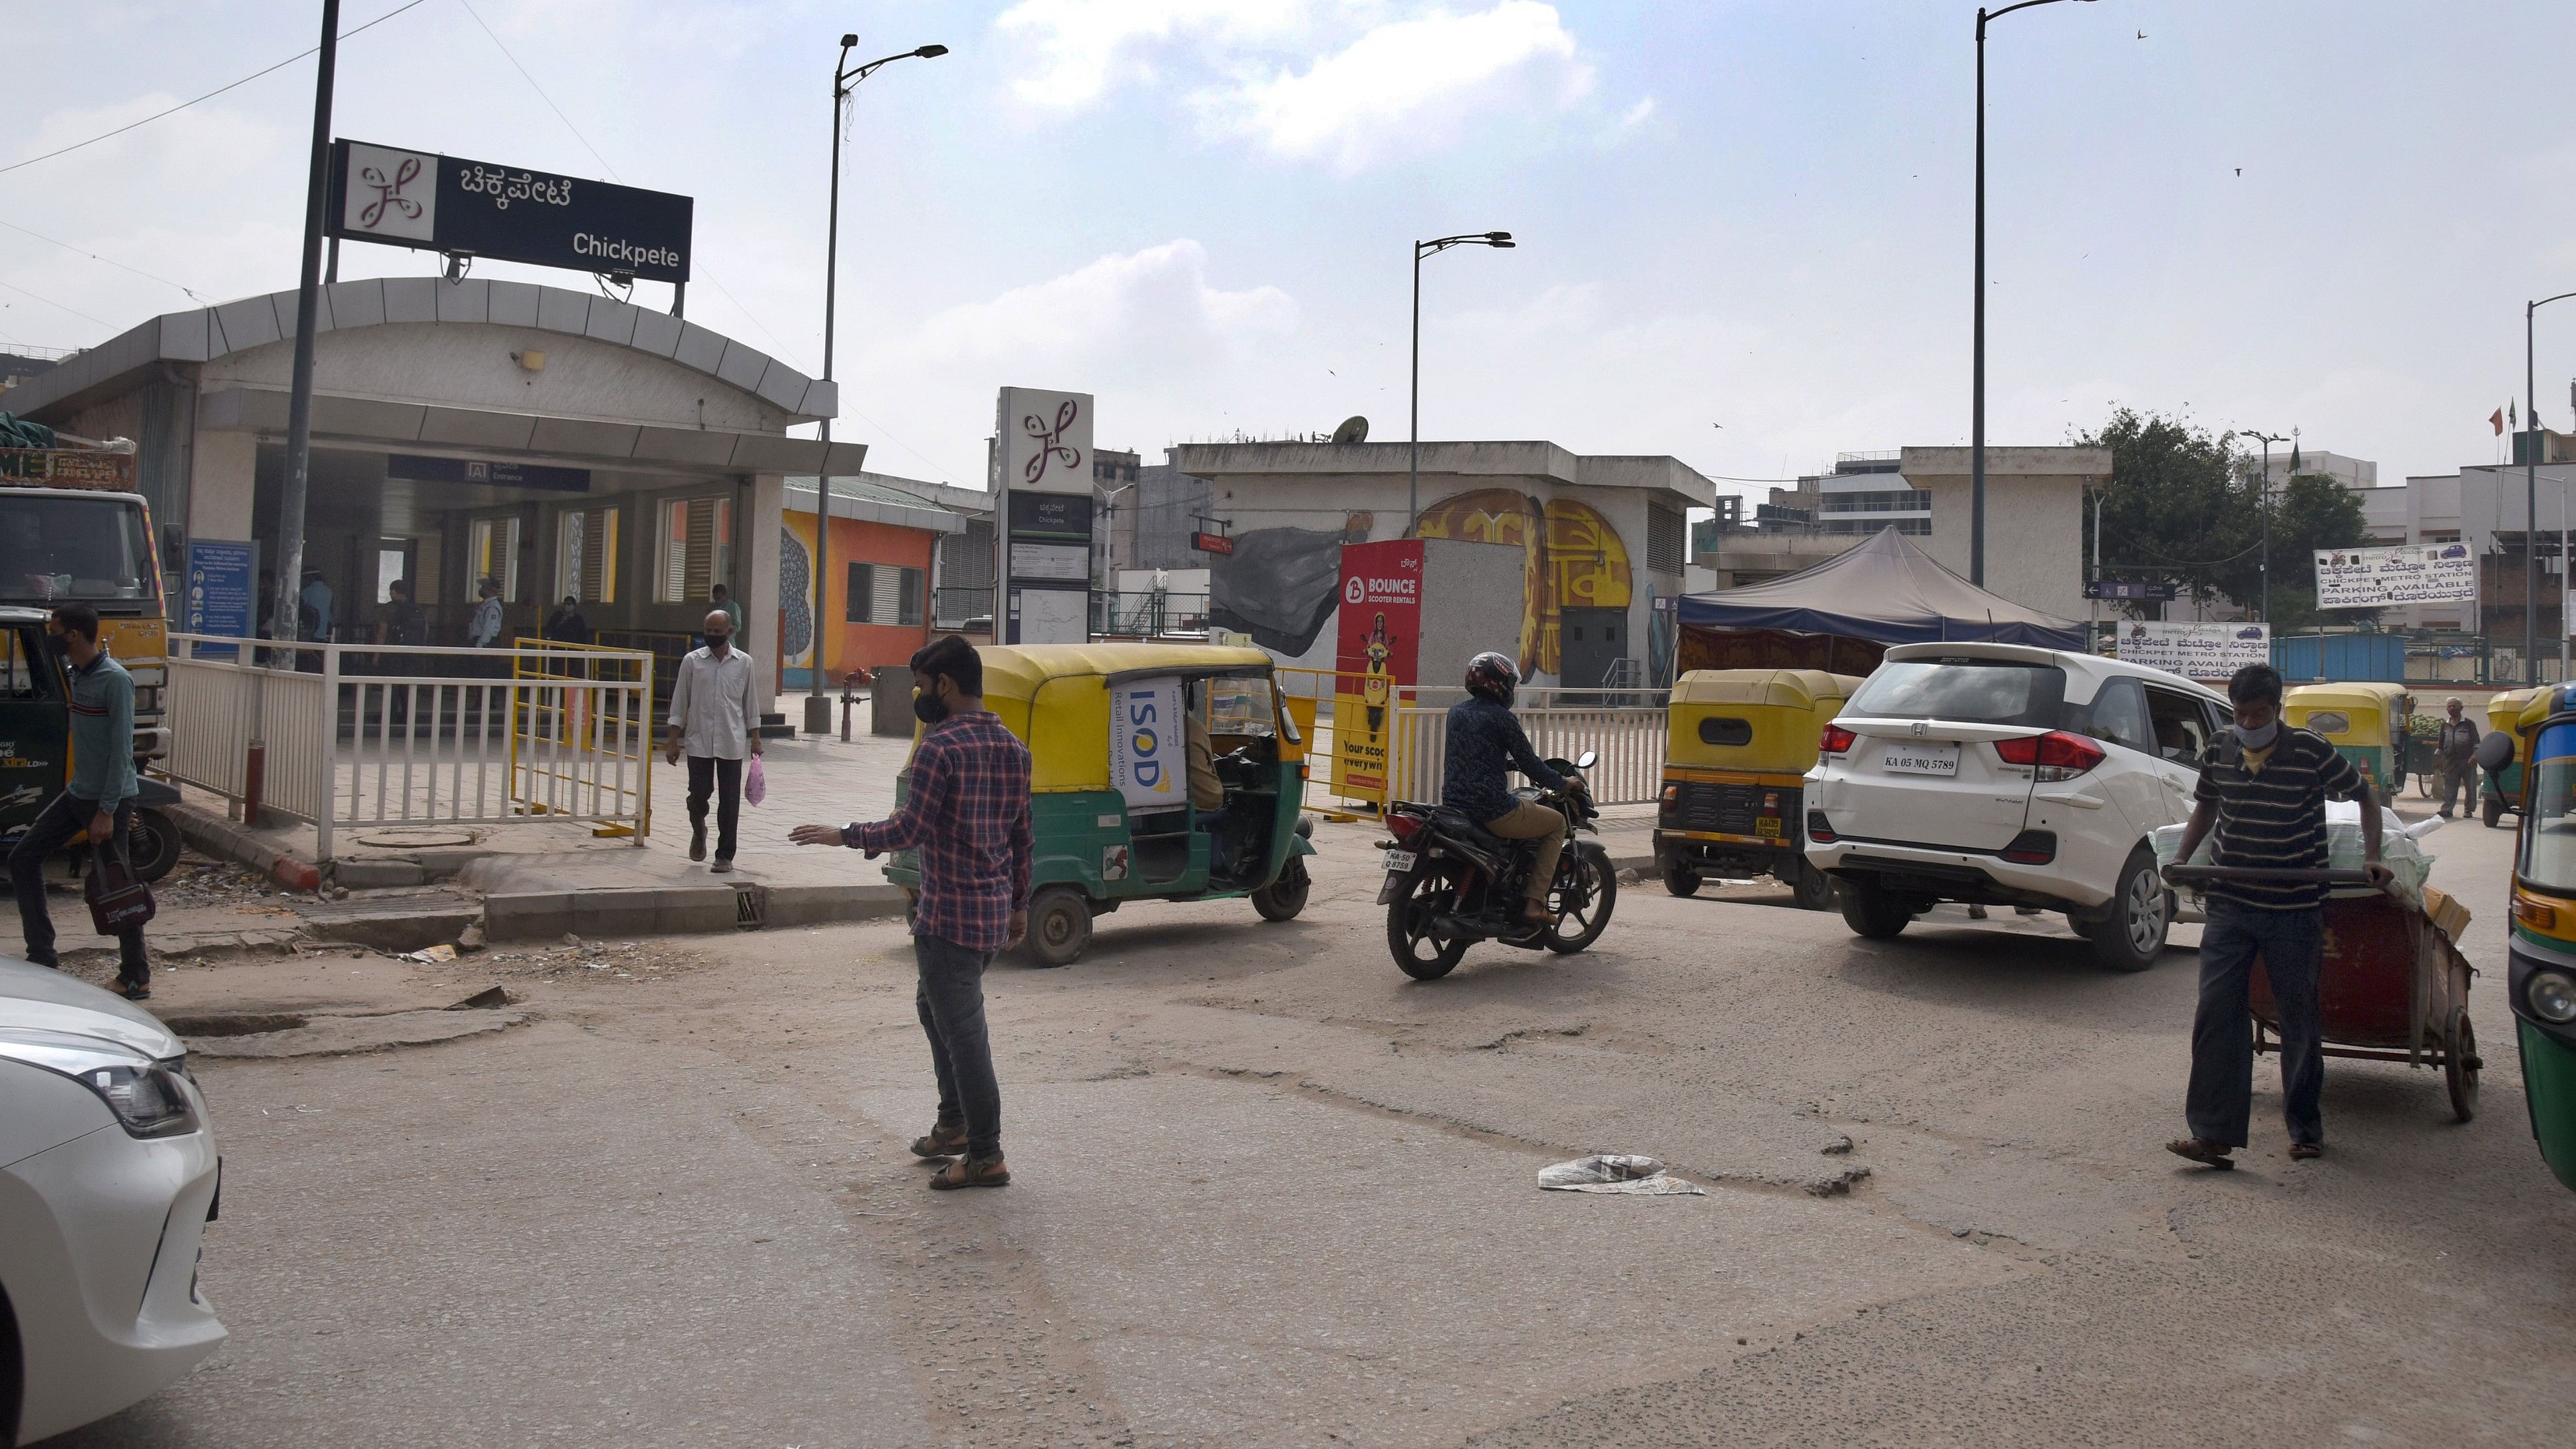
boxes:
[910,1122,1011,1189]
[2166,1137,2236,1170]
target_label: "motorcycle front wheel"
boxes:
[1386,860,1473,980]
[1545,844,1617,955]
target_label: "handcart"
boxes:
[2164,866,2481,1122]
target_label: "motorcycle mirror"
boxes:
[1576,749,1599,770]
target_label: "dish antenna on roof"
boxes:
[1331,415,1370,444]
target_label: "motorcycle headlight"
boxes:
[0,1032,202,1138]
[2532,969,2576,1025]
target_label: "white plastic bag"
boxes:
[2152,802,2433,909]
[1537,1154,1705,1196]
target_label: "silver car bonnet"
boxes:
[0,955,184,1061]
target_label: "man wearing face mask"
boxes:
[2165,663,2394,1169]
[790,635,1032,1190]
[665,607,761,873]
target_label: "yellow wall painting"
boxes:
[1412,489,1632,678]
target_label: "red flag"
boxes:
[2494,407,2507,435]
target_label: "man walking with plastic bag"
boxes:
[665,608,760,874]
[789,636,1031,1190]
[2165,663,2392,1168]
[10,603,150,999]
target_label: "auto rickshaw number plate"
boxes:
[1756,816,1784,837]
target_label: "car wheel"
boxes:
[1017,886,1092,968]
[2088,848,2171,973]
[1790,860,1834,911]
[1251,858,1310,921]
[1836,879,1912,939]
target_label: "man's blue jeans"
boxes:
[2189,899,2326,1148]
[915,933,1003,1158]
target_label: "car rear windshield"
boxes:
[1844,659,2067,728]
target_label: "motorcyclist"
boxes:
[1442,651,1581,925]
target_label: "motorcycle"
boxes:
[1376,749,1616,979]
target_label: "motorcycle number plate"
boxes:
[1383,850,1418,874]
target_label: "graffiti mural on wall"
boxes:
[779,519,815,669]
[1411,489,1632,678]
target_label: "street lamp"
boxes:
[1972,0,2096,587]
[1410,232,1514,534]
[808,36,946,734]
[2236,430,2284,622]
[2527,290,2576,687]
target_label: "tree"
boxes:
[2074,408,2372,628]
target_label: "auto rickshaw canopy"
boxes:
[1666,668,1865,774]
[2283,682,2413,743]
[971,643,1279,794]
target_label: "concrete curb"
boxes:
[169,802,323,893]
[480,881,910,942]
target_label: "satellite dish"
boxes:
[1331,415,1370,444]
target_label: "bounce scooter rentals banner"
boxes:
[1331,540,1423,804]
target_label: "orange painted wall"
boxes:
[816,517,937,682]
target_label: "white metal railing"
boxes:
[161,636,653,859]
[1384,685,1669,807]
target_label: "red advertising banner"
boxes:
[1331,540,1423,801]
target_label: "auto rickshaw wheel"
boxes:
[1790,860,1834,911]
[128,808,184,884]
[2445,1008,2480,1122]
[1251,857,1311,921]
[1659,854,1701,898]
[1019,886,1091,968]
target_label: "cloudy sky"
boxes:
[9,0,2575,498]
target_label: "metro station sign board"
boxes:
[328,140,693,283]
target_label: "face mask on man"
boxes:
[706,631,731,656]
[2233,719,2279,749]
[913,687,949,726]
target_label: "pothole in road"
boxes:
[160,1011,311,1037]
[173,998,526,1059]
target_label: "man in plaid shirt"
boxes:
[793,636,1031,1190]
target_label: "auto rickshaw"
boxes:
[1654,668,1863,909]
[2282,682,2412,806]
[0,606,184,883]
[882,643,1318,967]
[2480,687,2543,828]
[2505,684,2576,1191]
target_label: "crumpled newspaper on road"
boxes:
[1537,1154,1705,1196]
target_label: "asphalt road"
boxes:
[49,802,2573,1448]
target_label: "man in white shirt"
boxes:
[665,607,762,872]
[469,579,506,647]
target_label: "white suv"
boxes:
[1804,642,2231,971]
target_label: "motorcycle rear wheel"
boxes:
[1386,861,1473,980]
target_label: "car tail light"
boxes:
[2000,830,2058,864]
[1820,724,1856,756]
[1993,730,2106,780]
[1807,810,1837,844]
[1386,813,1423,843]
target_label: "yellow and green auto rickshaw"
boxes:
[0,606,184,882]
[882,643,1317,967]
[2507,684,2576,1191]
[1654,668,1864,910]
[2480,687,2545,828]
[2282,682,2413,806]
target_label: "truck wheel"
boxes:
[1251,858,1310,921]
[128,808,184,884]
[1018,886,1091,968]
[2087,848,2171,973]
[1836,880,1912,940]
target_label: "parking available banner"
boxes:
[2314,543,2476,609]
[2116,622,2269,680]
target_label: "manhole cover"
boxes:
[351,828,478,849]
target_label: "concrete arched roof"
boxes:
[9,277,835,424]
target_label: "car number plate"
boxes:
[1880,742,1959,776]
[1384,850,1418,874]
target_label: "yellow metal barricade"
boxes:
[508,639,655,838]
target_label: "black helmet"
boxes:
[1465,651,1520,707]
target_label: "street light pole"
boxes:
[275,0,341,661]
[1408,232,1515,534]
[808,37,945,734]
[2238,430,2283,621]
[2529,292,2576,687]
[1972,0,2096,587]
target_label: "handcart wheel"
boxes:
[2444,1008,2480,1122]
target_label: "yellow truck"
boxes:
[0,430,169,764]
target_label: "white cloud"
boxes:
[911,239,1295,365]
[993,0,1319,110]
[1196,2,1592,170]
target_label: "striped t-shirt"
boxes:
[2193,726,2366,910]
